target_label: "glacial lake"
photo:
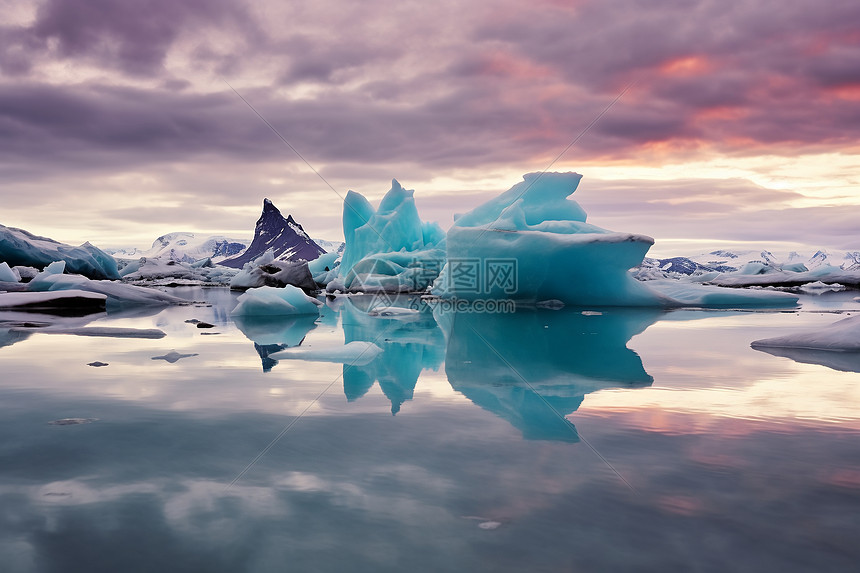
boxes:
[1,287,859,572]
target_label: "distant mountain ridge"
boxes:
[219,199,326,268]
[638,249,860,277]
[107,233,250,263]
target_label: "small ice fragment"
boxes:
[49,418,97,425]
[581,311,603,316]
[478,521,502,530]
[152,350,199,363]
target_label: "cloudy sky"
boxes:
[1,0,858,255]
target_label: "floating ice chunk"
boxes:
[536,299,565,310]
[704,266,860,288]
[152,350,199,363]
[646,280,798,307]
[0,262,20,282]
[15,326,166,338]
[799,281,846,294]
[751,314,860,351]
[268,341,383,365]
[27,268,184,307]
[231,285,323,316]
[48,418,98,425]
[0,289,107,310]
[366,306,420,318]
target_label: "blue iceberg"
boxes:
[335,180,445,293]
[431,172,797,308]
[0,224,119,280]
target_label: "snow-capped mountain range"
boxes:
[108,233,250,263]
[638,249,860,276]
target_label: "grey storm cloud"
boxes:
[2,0,259,76]
[1,0,858,175]
[0,0,858,248]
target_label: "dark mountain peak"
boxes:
[220,199,325,268]
[261,197,279,213]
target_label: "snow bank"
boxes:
[751,314,860,351]
[230,285,323,316]
[0,223,119,279]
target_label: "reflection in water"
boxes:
[3,287,860,571]
[341,296,445,413]
[437,307,660,441]
[232,314,318,372]
[0,304,167,350]
[754,345,860,373]
[228,294,661,439]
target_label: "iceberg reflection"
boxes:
[230,294,661,439]
[753,346,860,374]
[438,307,659,441]
[341,295,445,413]
[232,314,318,372]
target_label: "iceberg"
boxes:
[230,285,323,317]
[432,172,797,308]
[0,223,119,280]
[432,172,663,305]
[337,180,446,293]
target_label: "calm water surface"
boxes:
[1,287,859,572]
